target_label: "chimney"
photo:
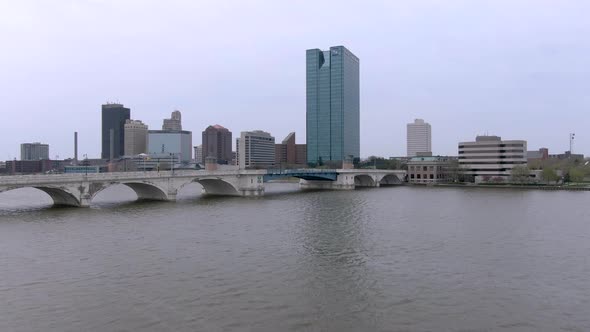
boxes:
[74,132,78,165]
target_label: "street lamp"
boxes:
[83,154,88,176]
[139,153,148,172]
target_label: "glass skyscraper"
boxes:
[306,45,360,166]
[102,103,130,159]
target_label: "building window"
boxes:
[417,174,421,179]
[410,174,414,179]
[430,174,434,179]
[423,166,427,171]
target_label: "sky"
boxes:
[0,0,589,160]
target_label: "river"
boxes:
[0,184,589,331]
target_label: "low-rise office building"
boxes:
[407,156,453,184]
[459,135,527,183]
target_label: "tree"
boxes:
[541,168,559,184]
[510,165,530,184]
[568,167,585,183]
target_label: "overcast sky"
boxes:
[0,0,588,160]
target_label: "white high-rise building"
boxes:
[407,119,432,157]
[236,131,275,169]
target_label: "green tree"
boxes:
[569,167,585,183]
[541,168,559,184]
[510,165,530,184]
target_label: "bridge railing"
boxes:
[0,169,269,186]
[266,169,338,175]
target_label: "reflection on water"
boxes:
[1,184,590,331]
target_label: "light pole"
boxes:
[570,133,576,155]
[83,154,88,176]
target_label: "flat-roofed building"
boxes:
[124,119,148,156]
[459,135,527,182]
[407,156,454,184]
[275,132,307,167]
[236,130,275,169]
[194,145,203,164]
[148,130,192,163]
[407,119,431,157]
[20,142,49,161]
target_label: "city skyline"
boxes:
[1,1,589,160]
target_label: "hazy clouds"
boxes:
[0,0,588,159]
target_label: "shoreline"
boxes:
[421,183,590,191]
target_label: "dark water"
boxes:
[1,184,589,332]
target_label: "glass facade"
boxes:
[306,46,359,165]
[102,104,130,159]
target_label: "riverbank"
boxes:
[426,183,590,191]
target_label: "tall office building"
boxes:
[102,103,130,159]
[407,119,432,157]
[162,110,182,131]
[236,130,275,169]
[306,45,360,166]
[202,125,233,164]
[20,142,49,160]
[124,119,149,156]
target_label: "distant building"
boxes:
[194,145,203,164]
[102,103,130,159]
[306,45,360,165]
[124,120,148,156]
[6,159,72,174]
[275,132,307,167]
[64,165,100,174]
[237,130,275,169]
[527,148,549,162]
[162,110,182,131]
[408,156,453,184]
[20,142,49,161]
[459,135,527,182]
[549,151,584,161]
[0,161,6,174]
[202,125,233,164]
[407,119,432,157]
[148,130,192,163]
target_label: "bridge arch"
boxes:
[180,178,240,196]
[354,175,376,187]
[379,174,403,185]
[0,186,81,207]
[92,181,170,202]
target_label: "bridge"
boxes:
[0,169,406,208]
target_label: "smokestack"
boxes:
[74,132,78,165]
[110,129,114,161]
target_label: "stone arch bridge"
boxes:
[0,169,405,207]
